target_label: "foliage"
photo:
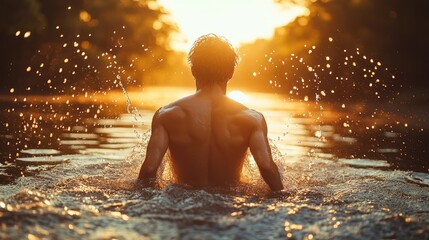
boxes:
[0,0,177,94]
[1,0,427,105]
[233,0,428,104]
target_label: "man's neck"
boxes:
[196,82,227,96]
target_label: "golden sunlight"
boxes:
[158,0,309,51]
[228,90,249,104]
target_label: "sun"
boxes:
[227,90,249,104]
[158,0,309,51]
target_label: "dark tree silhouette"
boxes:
[0,0,177,94]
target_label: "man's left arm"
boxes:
[138,110,169,186]
[248,112,284,191]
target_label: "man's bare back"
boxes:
[138,34,283,191]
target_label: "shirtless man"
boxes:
[138,34,283,191]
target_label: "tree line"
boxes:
[1,0,427,107]
[0,0,182,95]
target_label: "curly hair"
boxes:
[188,34,239,85]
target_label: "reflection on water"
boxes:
[0,87,428,239]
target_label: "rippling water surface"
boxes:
[1,87,428,239]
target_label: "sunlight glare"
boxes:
[228,90,249,104]
[158,0,309,51]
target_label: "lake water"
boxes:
[0,87,428,239]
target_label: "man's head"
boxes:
[188,34,239,86]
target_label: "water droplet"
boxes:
[315,130,322,138]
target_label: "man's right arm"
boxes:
[248,112,284,191]
[138,108,169,187]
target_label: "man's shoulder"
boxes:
[242,109,264,119]
[230,108,266,130]
[154,103,186,123]
[162,94,196,109]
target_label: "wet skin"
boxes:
[138,84,283,191]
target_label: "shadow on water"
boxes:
[1,87,429,239]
